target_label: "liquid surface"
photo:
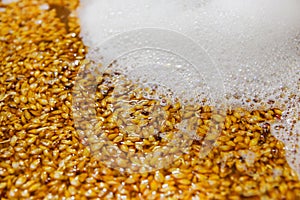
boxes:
[78,0,300,175]
[0,0,299,199]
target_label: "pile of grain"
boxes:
[0,0,299,199]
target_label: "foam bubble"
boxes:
[2,0,19,4]
[78,0,300,175]
[104,48,209,104]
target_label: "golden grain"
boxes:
[0,0,299,199]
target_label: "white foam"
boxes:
[104,48,210,104]
[39,4,49,11]
[78,0,300,175]
[2,0,18,4]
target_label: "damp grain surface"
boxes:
[0,0,300,199]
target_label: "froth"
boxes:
[78,0,300,175]
[105,49,210,105]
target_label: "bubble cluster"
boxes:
[78,0,300,174]
[105,49,209,104]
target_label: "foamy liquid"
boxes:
[78,0,300,175]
